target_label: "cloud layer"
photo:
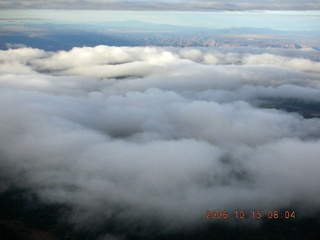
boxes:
[1,0,320,10]
[0,46,320,235]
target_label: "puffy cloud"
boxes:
[0,46,320,236]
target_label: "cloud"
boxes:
[1,0,319,10]
[0,46,320,236]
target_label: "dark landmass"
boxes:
[259,98,320,119]
[0,189,87,240]
[0,189,319,240]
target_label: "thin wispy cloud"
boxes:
[1,0,320,10]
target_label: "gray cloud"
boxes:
[0,46,320,235]
[1,0,320,10]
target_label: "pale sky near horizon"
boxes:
[1,9,320,31]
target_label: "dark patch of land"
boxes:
[259,98,320,119]
[0,189,320,240]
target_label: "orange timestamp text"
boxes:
[206,210,296,220]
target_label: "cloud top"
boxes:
[0,46,320,235]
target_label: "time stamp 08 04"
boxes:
[206,210,296,220]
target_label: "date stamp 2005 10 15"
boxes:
[206,210,296,220]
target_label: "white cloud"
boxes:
[0,46,320,235]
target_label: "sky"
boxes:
[0,0,320,30]
[0,9,319,31]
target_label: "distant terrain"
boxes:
[1,21,319,50]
